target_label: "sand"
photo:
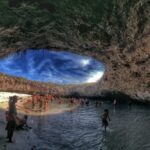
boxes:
[0,109,41,150]
[0,92,30,103]
[0,92,38,150]
[0,92,79,150]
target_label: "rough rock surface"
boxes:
[0,0,149,102]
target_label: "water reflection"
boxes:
[30,102,150,150]
[1,99,150,150]
[0,49,104,84]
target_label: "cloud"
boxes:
[0,49,105,84]
[86,71,104,83]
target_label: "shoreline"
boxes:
[0,92,79,116]
[0,109,41,150]
[0,92,79,150]
[0,92,31,103]
[0,91,150,149]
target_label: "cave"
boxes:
[0,0,150,149]
[0,0,149,101]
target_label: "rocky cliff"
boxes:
[0,0,149,102]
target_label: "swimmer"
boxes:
[80,99,84,106]
[101,109,110,132]
[96,101,101,107]
[85,100,89,106]
[113,99,117,106]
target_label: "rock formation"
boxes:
[0,0,149,102]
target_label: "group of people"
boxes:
[5,96,30,143]
[4,93,115,144]
[30,93,111,132]
[30,94,93,111]
[31,93,52,110]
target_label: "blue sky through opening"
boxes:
[0,49,105,84]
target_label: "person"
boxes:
[113,99,117,106]
[32,93,36,109]
[15,115,31,130]
[85,99,89,106]
[128,100,132,108]
[9,96,18,115]
[80,99,84,106]
[6,96,18,142]
[39,94,43,109]
[5,112,16,142]
[96,101,101,107]
[70,98,74,105]
[101,109,110,132]
[44,96,49,111]
[5,111,10,138]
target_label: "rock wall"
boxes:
[0,0,149,101]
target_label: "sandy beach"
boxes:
[0,112,40,150]
[0,92,31,103]
[0,92,37,150]
[0,92,79,150]
[0,92,78,116]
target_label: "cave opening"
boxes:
[0,49,105,84]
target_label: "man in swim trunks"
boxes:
[101,109,110,132]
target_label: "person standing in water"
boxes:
[32,93,36,109]
[101,109,110,132]
[113,99,117,112]
[6,96,18,142]
[113,99,117,106]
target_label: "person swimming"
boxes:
[101,109,110,132]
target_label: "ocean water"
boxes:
[27,101,150,150]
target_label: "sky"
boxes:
[0,49,104,85]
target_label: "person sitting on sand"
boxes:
[15,115,31,130]
[101,109,110,132]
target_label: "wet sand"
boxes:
[0,115,39,150]
[0,92,30,103]
[0,97,79,116]
[0,92,79,150]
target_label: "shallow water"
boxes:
[28,101,150,150]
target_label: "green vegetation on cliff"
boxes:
[0,0,149,50]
